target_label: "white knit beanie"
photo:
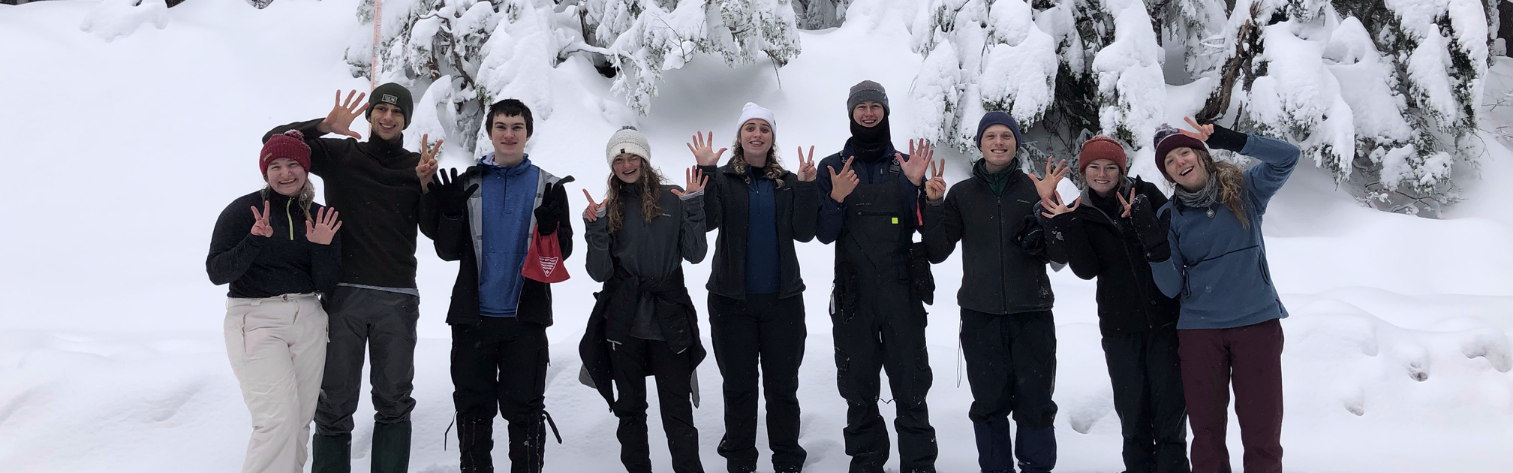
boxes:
[736,102,776,136]
[606,126,651,166]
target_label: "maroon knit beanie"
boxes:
[1078,136,1127,173]
[261,130,312,177]
[1152,124,1206,181]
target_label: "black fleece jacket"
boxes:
[262,119,437,288]
[698,162,819,299]
[1046,177,1180,335]
[207,190,341,298]
[922,168,1061,315]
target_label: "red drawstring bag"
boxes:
[521,223,569,283]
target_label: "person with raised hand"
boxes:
[920,111,1064,473]
[687,102,819,473]
[208,130,342,473]
[424,99,574,473]
[1138,117,1300,473]
[814,80,939,473]
[1040,136,1190,473]
[262,84,440,473]
[579,126,710,473]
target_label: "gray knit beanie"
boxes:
[606,126,651,165]
[847,80,889,115]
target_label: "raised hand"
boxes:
[305,207,343,245]
[925,157,946,202]
[1180,116,1214,142]
[432,168,479,217]
[416,134,443,191]
[829,156,860,203]
[796,146,818,182]
[249,201,273,238]
[319,90,369,139]
[671,166,708,196]
[897,139,934,186]
[582,188,607,222]
[1041,194,1081,218]
[686,131,728,167]
[1027,156,1072,205]
[1114,187,1138,218]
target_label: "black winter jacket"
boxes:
[207,190,342,298]
[923,169,1061,315]
[1046,177,1179,335]
[430,165,573,327]
[698,162,819,299]
[263,119,437,289]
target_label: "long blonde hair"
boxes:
[1195,148,1250,229]
[605,158,667,234]
[730,137,787,189]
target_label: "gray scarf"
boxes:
[1174,172,1220,209]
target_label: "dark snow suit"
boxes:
[816,145,938,473]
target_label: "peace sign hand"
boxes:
[249,201,273,238]
[1040,194,1081,219]
[1027,156,1072,205]
[582,189,607,222]
[305,207,343,245]
[416,134,443,191]
[925,157,946,202]
[828,157,860,203]
[1114,187,1138,219]
[686,132,728,167]
[898,139,934,186]
[1179,116,1214,142]
[319,90,368,139]
[671,166,708,196]
[796,146,818,182]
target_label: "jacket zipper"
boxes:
[285,198,295,240]
[997,192,1007,313]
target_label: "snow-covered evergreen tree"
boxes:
[583,0,804,114]
[792,0,850,28]
[910,0,1059,154]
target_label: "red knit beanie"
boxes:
[261,130,312,177]
[1078,136,1127,173]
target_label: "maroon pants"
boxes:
[1178,318,1284,473]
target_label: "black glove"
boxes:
[1015,213,1048,262]
[432,168,478,218]
[534,179,568,236]
[1129,194,1171,261]
[1205,123,1249,152]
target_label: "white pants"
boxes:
[225,293,328,473]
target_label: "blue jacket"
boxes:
[1150,134,1299,330]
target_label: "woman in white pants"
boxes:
[207,130,343,473]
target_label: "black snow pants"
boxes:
[451,316,553,473]
[611,336,704,473]
[961,309,1058,473]
[709,292,808,472]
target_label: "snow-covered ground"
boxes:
[1,1,1510,472]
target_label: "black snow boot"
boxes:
[313,432,352,473]
[371,420,412,473]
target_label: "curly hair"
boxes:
[605,158,667,234]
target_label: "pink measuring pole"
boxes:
[371,0,382,90]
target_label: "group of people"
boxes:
[208,79,1300,473]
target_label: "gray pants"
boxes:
[315,285,420,436]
